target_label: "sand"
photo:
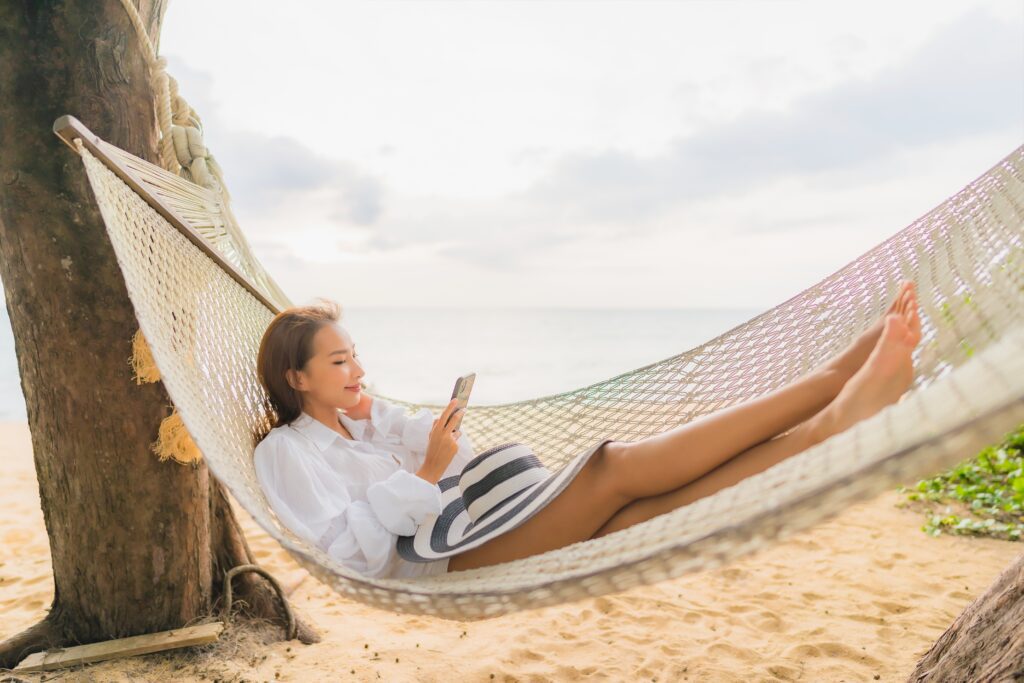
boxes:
[1,419,1020,682]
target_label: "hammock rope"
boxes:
[114,0,281,465]
[55,113,1024,620]
[62,0,1022,623]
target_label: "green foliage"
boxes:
[934,290,981,358]
[896,423,1024,542]
[895,247,1024,539]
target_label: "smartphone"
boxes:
[445,372,476,430]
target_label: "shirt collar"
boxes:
[291,400,380,452]
[340,400,378,441]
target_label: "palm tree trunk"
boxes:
[0,0,316,668]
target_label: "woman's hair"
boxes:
[254,298,342,443]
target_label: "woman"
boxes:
[254,281,922,579]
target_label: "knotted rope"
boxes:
[116,0,231,465]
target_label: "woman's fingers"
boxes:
[435,399,455,428]
[434,399,460,432]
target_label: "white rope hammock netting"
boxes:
[60,117,1024,620]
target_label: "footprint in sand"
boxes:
[844,613,885,625]
[509,647,546,663]
[788,643,822,658]
[873,600,911,614]
[876,625,907,642]
[720,567,748,581]
[726,603,754,613]
[22,573,50,586]
[749,610,785,633]
[706,642,760,663]
[814,641,885,667]
[750,591,780,601]
[658,643,683,657]
[552,663,591,679]
[766,664,802,680]
[11,596,44,612]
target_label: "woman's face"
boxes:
[288,322,365,413]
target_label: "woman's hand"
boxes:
[416,399,464,484]
[343,391,373,421]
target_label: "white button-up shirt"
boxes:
[253,396,475,579]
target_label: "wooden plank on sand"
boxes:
[14,621,224,673]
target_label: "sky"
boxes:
[19,0,1024,310]
[0,0,1022,414]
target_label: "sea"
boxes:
[0,305,765,420]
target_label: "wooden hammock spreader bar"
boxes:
[52,114,281,313]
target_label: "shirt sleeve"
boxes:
[398,405,476,477]
[253,434,443,579]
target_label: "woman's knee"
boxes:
[587,440,637,507]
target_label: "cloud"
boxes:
[164,5,1021,279]
[165,56,387,228]
[327,174,386,226]
[434,228,581,271]
[512,6,1023,230]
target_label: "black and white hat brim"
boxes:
[396,438,615,563]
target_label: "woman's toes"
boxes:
[902,319,918,347]
[903,293,922,340]
[888,282,911,315]
[901,285,915,313]
[821,313,916,437]
[897,281,915,315]
[895,282,921,346]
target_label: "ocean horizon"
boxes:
[0,305,765,419]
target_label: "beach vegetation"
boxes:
[897,422,1024,542]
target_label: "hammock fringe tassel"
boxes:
[130,327,162,384]
[152,408,203,465]
[131,328,203,465]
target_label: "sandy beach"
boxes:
[1,419,1020,682]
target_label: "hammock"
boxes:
[53,115,1024,621]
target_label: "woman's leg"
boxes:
[599,279,918,503]
[591,308,922,539]
[590,420,818,539]
[604,368,844,501]
[448,285,921,572]
[449,368,846,572]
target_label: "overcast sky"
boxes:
[49,1,1024,309]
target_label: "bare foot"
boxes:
[821,280,921,382]
[901,281,923,347]
[811,312,918,440]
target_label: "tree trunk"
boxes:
[0,1,316,669]
[907,550,1024,681]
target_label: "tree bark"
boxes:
[907,550,1024,682]
[0,1,316,669]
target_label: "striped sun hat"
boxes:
[396,438,616,563]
